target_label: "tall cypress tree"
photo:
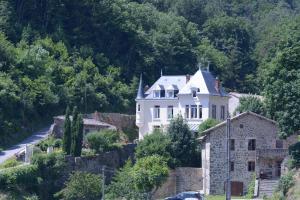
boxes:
[74,114,84,157]
[63,106,72,154]
[71,106,79,156]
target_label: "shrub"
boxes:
[86,130,120,153]
[36,136,62,151]
[289,142,300,168]
[246,173,256,199]
[198,118,219,136]
[0,164,39,191]
[123,126,138,142]
[278,171,294,195]
[135,130,172,166]
[0,157,21,169]
[55,171,102,200]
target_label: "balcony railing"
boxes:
[257,149,288,159]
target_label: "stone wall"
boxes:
[153,167,203,199]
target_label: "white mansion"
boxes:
[135,68,229,139]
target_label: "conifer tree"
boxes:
[71,106,79,156]
[74,114,84,157]
[63,106,72,154]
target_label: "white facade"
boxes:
[136,69,229,139]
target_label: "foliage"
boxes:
[246,173,256,199]
[55,171,102,200]
[132,155,169,194]
[234,96,266,116]
[262,23,300,138]
[86,130,120,153]
[63,106,72,154]
[106,161,145,200]
[73,114,84,157]
[123,126,139,142]
[198,118,220,135]
[135,130,172,165]
[36,136,62,151]
[0,164,39,191]
[167,115,201,167]
[289,142,300,168]
[0,157,21,169]
[278,171,295,195]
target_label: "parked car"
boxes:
[165,191,204,200]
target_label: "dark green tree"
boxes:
[167,115,200,167]
[62,106,72,154]
[198,118,220,136]
[71,106,78,156]
[234,96,266,116]
[74,114,83,157]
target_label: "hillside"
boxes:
[1,0,300,146]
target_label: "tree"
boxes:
[234,96,266,116]
[263,32,300,138]
[56,171,102,200]
[135,130,172,166]
[167,115,200,167]
[198,118,220,136]
[86,130,120,153]
[73,114,84,157]
[70,106,79,156]
[63,106,72,154]
[132,155,169,197]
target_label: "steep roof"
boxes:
[197,111,277,139]
[136,74,145,99]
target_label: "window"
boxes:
[230,139,235,151]
[168,106,174,119]
[230,162,234,172]
[221,105,225,120]
[185,105,189,119]
[248,161,255,172]
[154,106,160,119]
[240,124,244,129]
[137,104,140,112]
[154,91,160,98]
[174,89,179,97]
[191,105,197,118]
[212,104,217,119]
[167,91,174,98]
[192,90,197,97]
[153,125,160,131]
[276,140,283,149]
[198,105,203,119]
[160,90,165,98]
[248,139,256,151]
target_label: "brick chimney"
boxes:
[215,77,220,93]
[186,74,191,83]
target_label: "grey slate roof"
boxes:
[136,74,145,99]
[202,71,228,96]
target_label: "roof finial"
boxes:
[198,62,202,71]
[207,61,210,72]
[160,69,163,77]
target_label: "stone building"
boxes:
[198,112,297,196]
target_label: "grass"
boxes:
[207,195,251,200]
[0,157,21,169]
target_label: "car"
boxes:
[164,191,204,200]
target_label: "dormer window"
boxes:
[167,90,174,98]
[154,91,160,98]
[192,90,197,97]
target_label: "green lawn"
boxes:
[207,195,250,200]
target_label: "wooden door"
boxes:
[231,181,243,196]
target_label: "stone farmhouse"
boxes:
[199,111,297,196]
[135,68,229,139]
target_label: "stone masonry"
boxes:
[199,112,298,195]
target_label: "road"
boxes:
[0,126,51,164]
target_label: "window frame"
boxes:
[230,139,235,151]
[191,105,198,119]
[192,90,197,97]
[198,105,203,119]
[212,104,217,119]
[185,105,190,119]
[137,104,141,112]
[167,106,174,119]
[221,105,225,120]
[248,161,255,172]
[167,90,174,98]
[248,139,256,151]
[154,105,160,119]
[230,161,234,172]
[153,90,160,98]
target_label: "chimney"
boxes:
[144,85,149,93]
[215,77,220,93]
[186,74,191,83]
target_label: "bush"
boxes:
[36,136,62,151]
[198,118,219,136]
[278,171,294,195]
[135,130,172,166]
[55,171,102,200]
[0,164,39,191]
[289,142,300,168]
[86,130,120,153]
[123,126,138,142]
[0,157,21,169]
[246,173,256,199]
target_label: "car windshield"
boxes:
[178,193,201,198]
